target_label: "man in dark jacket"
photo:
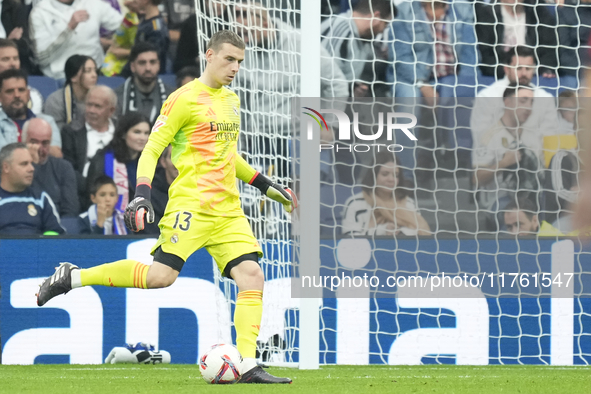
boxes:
[0,142,64,235]
[475,0,558,78]
[23,118,79,217]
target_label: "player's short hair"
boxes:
[0,142,27,167]
[503,82,532,99]
[353,0,395,18]
[0,68,27,90]
[207,30,245,52]
[0,38,18,50]
[175,66,200,88]
[504,197,538,221]
[90,174,117,196]
[505,46,536,66]
[129,41,159,63]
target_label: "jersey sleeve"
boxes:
[137,91,190,183]
[235,154,258,184]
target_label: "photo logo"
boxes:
[302,108,417,153]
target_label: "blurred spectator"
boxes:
[1,0,37,75]
[235,2,348,179]
[175,65,199,88]
[0,69,62,157]
[475,0,558,78]
[23,118,79,217]
[79,174,127,234]
[321,0,394,97]
[543,149,579,232]
[557,0,591,77]
[0,142,64,235]
[503,197,540,236]
[151,144,177,227]
[115,42,174,123]
[473,84,544,229]
[86,111,150,215]
[342,151,430,236]
[388,0,478,99]
[174,0,227,73]
[471,46,559,140]
[29,0,122,79]
[102,7,139,77]
[160,0,194,63]
[133,0,169,73]
[44,55,98,130]
[61,85,117,201]
[0,39,43,114]
[556,90,579,134]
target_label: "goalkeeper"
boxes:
[37,30,295,384]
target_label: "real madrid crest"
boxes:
[28,204,38,217]
[171,234,179,244]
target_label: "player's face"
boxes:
[0,46,20,73]
[505,56,535,85]
[0,77,29,119]
[4,148,34,190]
[125,121,151,155]
[504,210,539,236]
[91,183,118,215]
[208,44,244,86]
[375,161,398,191]
[131,51,160,86]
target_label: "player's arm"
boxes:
[125,92,189,232]
[235,155,297,213]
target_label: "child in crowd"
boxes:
[79,175,127,235]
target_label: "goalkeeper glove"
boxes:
[124,183,155,232]
[249,172,297,213]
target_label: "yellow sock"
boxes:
[234,290,263,358]
[79,259,149,289]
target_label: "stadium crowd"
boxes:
[0,0,588,237]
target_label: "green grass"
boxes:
[0,365,589,394]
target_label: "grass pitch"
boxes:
[0,365,589,394]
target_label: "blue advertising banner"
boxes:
[0,237,589,365]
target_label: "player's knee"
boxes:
[244,263,264,285]
[147,273,177,289]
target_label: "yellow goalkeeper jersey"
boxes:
[137,78,246,217]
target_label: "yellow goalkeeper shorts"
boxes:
[150,210,263,274]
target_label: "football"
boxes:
[199,344,243,384]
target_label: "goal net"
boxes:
[195,0,591,366]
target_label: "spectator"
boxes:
[235,2,348,179]
[0,39,43,114]
[342,151,430,236]
[475,0,558,78]
[29,0,122,79]
[151,144,177,227]
[79,174,127,235]
[1,0,37,75]
[23,118,79,217]
[86,111,150,216]
[174,0,227,73]
[102,5,139,77]
[321,0,394,97]
[43,55,98,130]
[61,85,117,200]
[0,142,64,235]
[388,0,478,99]
[133,0,169,72]
[471,46,559,141]
[503,197,540,236]
[556,90,579,135]
[175,65,200,88]
[543,148,579,232]
[473,84,544,229]
[0,69,62,157]
[557,0,591,78]
[115,42,174,123]
[160,0,194,63]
